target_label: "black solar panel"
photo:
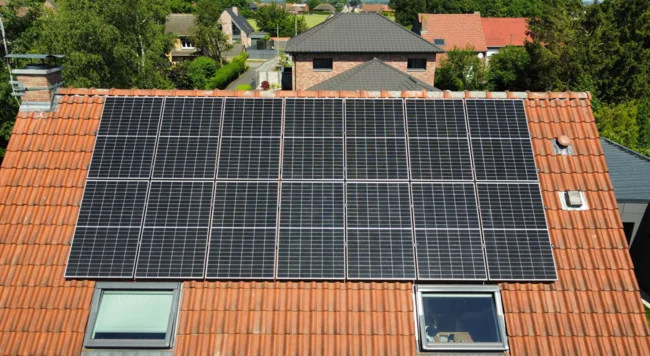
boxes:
[135,227,209,278]
[144,181,213,227]
[477,183,546,230]
[346,99,405,137]
[347,229,415,279]
[346,138,409,180]
[66,227,141,278]
[415,230,486,280]
[409,139,473,180]
[282,138,344,180]
[279,183,345,228]
[160,97,222,136]
[346,183,411,229]
[284,98,344,137]
[471,139,537,181]
[411,183,479,229]
[88,136,156,179]
[206,228,276,278]
[406,99,467,137]
[277,229,345,279]
[212,182,278,228]
[466,99,529,138]
[484,230,556,280]
[222,98,282,136]
[217,137,281,179]
[153,137,219,179]
[98,97,163,136]
[76,181,148,227]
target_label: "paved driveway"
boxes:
[226,61,263,90]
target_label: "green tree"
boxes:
[434,47,485,91]
[349,0,361,7]
[34,0,173,89]
[595,101,640,149]
[389,0,427,27]
[255,4,307,37]
[166,60,194,89]
[189,0,233,65]
[307,0,320,12]
[169,0,194,13]
[485,46,531,91]
[187,56,219,89]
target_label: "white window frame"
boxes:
[415,285,508,352]
[180,38,194,49]
[84,282,182,349]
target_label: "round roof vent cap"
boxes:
[557,135,572,148]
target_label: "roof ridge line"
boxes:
[601,137,650,162]
[372,13,444,52]
[370,57,434,88]
[285,13,339,52]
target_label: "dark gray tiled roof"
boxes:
[286,13,443,53]
[308,58,439,91]
[165,14,196,36]
[601,138,650,202]
[226,8,255,35]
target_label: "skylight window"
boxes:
[416,285,508,352]
[84,282,181,348]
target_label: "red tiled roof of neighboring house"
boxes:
[482,17,530,48]
[1,89,649,355]
[418,13,488,52]
[362,4,390,13]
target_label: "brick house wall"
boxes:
[292,53,437,90]
[219,8,252,48]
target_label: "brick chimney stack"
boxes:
[9,54,64,112]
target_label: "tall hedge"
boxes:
[207,53,249,90]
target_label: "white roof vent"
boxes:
[559,191,588,210]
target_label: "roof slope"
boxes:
[308,58,439,91]
[0,89,649,355]
[482,17,529,47]
[225,8,254,35]
[285,13,443,53]
[601,138,650,202]
[418,13,488,52]
[165,13,195,36]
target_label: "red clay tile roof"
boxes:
[362,4,389,13]
[1,89,649,355]
[482,17,530,48]
[418,13,488,52]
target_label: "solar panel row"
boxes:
[66,97,556,281]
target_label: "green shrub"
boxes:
[236,84,252,90]
[188,57,219,89]
[207,53,249,89]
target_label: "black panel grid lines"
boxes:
[415,230,486,280]
[406,99,467,138]
[136,181,214,278]
[471,139,538,181]
[218,98,283,179]
[347,229,416,279]
[277,182,345,279]
[346,99,406,137]
[466,99,530,138]
[484,230,556,281]
[409,139,473,181]
[98,97,164,136]
[207,182,279,279]
[285,98,344,137]
[476,183,547,230]
[411,183,480,230]
[66,181,149,278]
[153,97,222,179]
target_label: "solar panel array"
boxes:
[66,97,556,281]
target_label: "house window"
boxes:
[434,38,445,46]
[313,58,333,71]
[84,282,181,349]
[232,23,241,36]
[180,38,194,49]
[416,285,508,352]
[408,58,427,71]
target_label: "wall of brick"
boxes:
[220,9,251,48]
[292,53,437,90]
[16,70,62,103]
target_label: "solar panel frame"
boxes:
[346,229,416,280]
[76,181,149,227]
[222,98,283,137]
[135,227,209,279]
[206,228,277,279]
[282,138,345,180]
[346,138,409,180]
[88,136,157,179]
[414,229,487,280]
[277,228,346,279]
[97,97,165,136]
[284,98,344,138]
[159,97,223,136]
[471,138,538,181]
[465,99,530,139]
[143,181,214,228]
[408,138,474,181]
[476,182,548,230]
[346,182,412,229]
[411,183,480,230]
[483,229,557,281]
[406,99,467,138]
[152,136,220,179]
[345,98,406,138]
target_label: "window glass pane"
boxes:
[93,290,174,340]
[422,293,501,344]
[313,58,333,70]
[408,59,426,70]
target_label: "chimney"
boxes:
[8,54,64,112]
[232,6,238,15]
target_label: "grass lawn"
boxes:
[247,19,259,31]
[246,13,395,33]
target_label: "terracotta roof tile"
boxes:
[0,90,648,355]
[418,13,488,52]
[481,18,530,47]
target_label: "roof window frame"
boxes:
[83,282,182,349]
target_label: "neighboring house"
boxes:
[313,3,336,13]
[164,14,199,63]
[248,1,258,11]
[415,12,488,66]
[307,57,439,91]
[285,13,443,90]
[481,17,529,59]
[361,3,390,13]
[0,0,56,17]
[219,6,256,48]
[2,70,650,355]
[286,3,308,14]
[600,138,650,295]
